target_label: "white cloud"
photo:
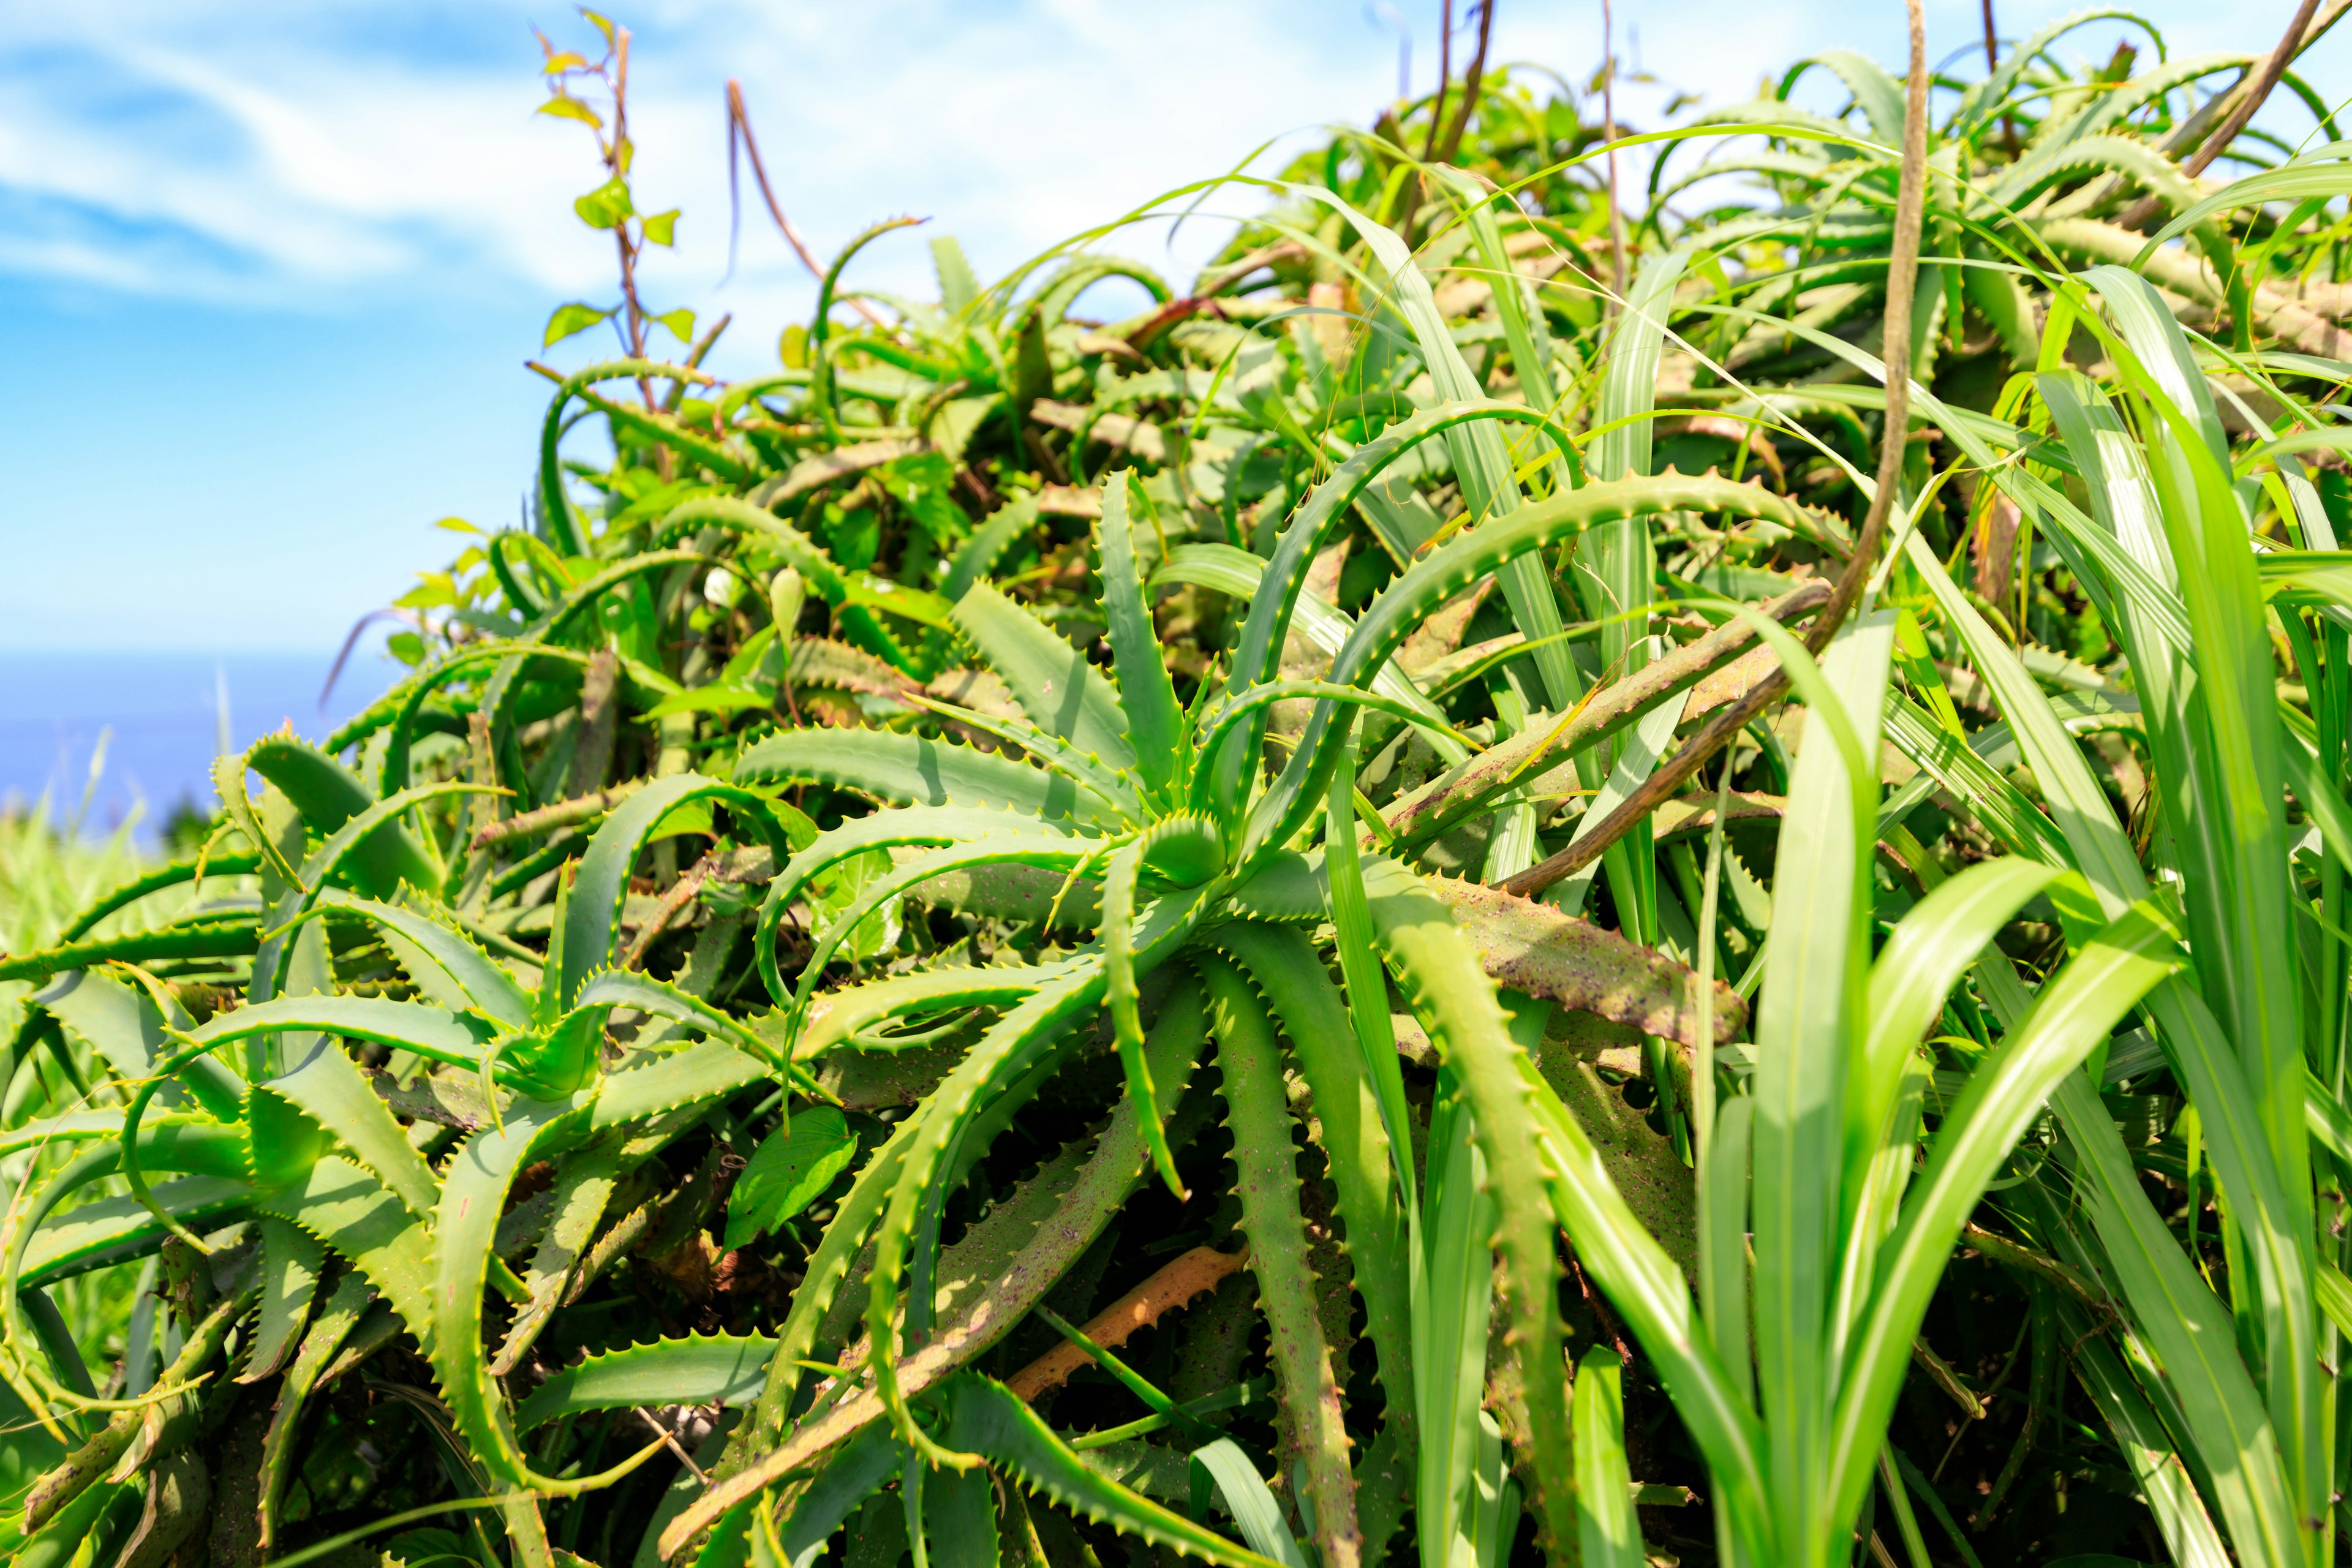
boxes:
[8,0,2343,320]
[0,0,1412,328]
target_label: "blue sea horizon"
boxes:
[0,650,401,845]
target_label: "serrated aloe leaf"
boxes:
[1197,954,1360,1568]
[908,693,1145,816]
[257,1033,442,1220]
[948,582,1137,776]
[254,1154,436,1351]
[1419,875,1744,1050]
[184,996,500,1075]
[575,967,788,1077]
[312,887,534,1028]
[244,735,440,898]
[0,1115,246,1176]
[856,890,1215,1466]
[1245,472,1822,868]
[1102,838,1181,1200]
[0,921,262,989]
[1095,471,1183,797]
[724,1096,939,1472]
[255,1267,375,1545]
[238,1218,325,1386]
[922,1456,1000,1568]
[683,976,1207,1547]
[492,1139,620,1375]
[21,1176,255,1291]
[1373,585,1829,851]
[935,1375,1281,1568]
[756,808,1095,1007]
[1356,851,1667,1556]
[1157,545,1463,769]
[429,1093,598,1488]
[785,837,1096,1036]
[514,1334,777,1430]
[586,1039,770,1134]
[36,968,244,1121]
[538,360,710,554]
[560,774,799,1009]
[941,492,1040,605]
[734,728,1128,830]
[797,967,1052,1059]
[1212,923,1412,1459]
[774,1422,911,1568]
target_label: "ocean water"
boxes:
[0,650,400,843]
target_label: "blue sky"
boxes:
[7,0,2348,657]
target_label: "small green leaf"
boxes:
[540,50,588,74]
[654,307,696,343]
[639,685,771,721]
[387,631,426,667]
[536,96,603,129]
[643,211,681,248]
[647,798,716,843]
[726,1107,856,1249]
[574,177,633,230]
[543,301,617,349]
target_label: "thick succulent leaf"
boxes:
[560,773,802,1009]
[515,1335,777,1429]
[1198,955,1362,1568]
[733,729,1129,829]
[949,581,1138,777]
[311,888,534,1028]
[256,1269,377,1545]
[677,973,1208,1549]
[772,1422,912,1568]
[1351,855,1578,1552]
[575,967,788,1074]
[254,1155,439,1353]
[1210,923,1412,1461]
[36,969,246,1121]
[257,1033,441,1219]
[1095,470,1183,797]
[429,1093,597,1487]
[909,695,1147,815]
[21,1175,255,1290]
[184,996,500,1076]
[935,1375,1284,1568]
[244,734,440,897]
[796,967,1054,1058]
[1246,472,1819,867]
[493,1138,619,1375]
[239,1217,326,1384]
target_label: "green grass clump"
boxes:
[11,7,2352,1566]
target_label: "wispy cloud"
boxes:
[0,1,1427,318]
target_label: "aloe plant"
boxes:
[16,9,2352,1567]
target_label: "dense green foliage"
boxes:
[13,8,2352,1566]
